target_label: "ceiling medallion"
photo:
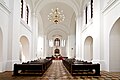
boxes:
[48,8,65,24]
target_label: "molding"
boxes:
[102,0,120,14]
[81,18,93,33]
[107,0,116,4]
[20,19,32,33]
[0,1,11,15]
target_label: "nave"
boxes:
[0,60,120,80]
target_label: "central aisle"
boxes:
[41,60,75,79]
[41,60,112,80]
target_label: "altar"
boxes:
[52,53,62,60]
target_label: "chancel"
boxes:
[0,0,120,79]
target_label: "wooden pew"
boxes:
[13,59,52,76]
[62,59,100,76]
[71,64,100,76]
[13,64,43,76]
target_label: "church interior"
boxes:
[0,0,120,79]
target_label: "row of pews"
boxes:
[46,57,68,60]
[13,59,52,76]
[62,58,100,76]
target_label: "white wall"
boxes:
[19,21,32,59]
[6,0,25,71]
[103,0,120,71]
[69,13,76,58]
[5,0,34,71]
[0,0,35,70]
[81,0,101,62]
[109,18,120,72]
[0,28,3,72]
[80,0,120,71]
[75,16,81,60]
[0,1,9,72]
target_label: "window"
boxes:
[21,0,30,24]
[54,38,60,47]
[26,5,29,24]
[21,0,23,18]
[91,0,93,18]
[49,40,53,47]
[85,6,87,24]
[61,40,65,47]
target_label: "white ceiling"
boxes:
[30,0,83,38]
[40,2,74,29]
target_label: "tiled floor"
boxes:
[0,60,120,80]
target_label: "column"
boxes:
[75,15,81,60]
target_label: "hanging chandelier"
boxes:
[48,8,65,24]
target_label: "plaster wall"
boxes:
[0,1,9,72]
[103,0,120,71]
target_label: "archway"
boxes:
[0,28,3,72]
[109,18,120,72]
[20,36,29,62]
[54,38,60,47]
[54,48,61,59]
[54,49,60,54]
[84,36,93,61]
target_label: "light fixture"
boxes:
[48,8,65,24]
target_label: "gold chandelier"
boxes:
[48,8,65,24]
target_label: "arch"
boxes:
[109,18,120,72]
[20,36,29,62]
[46,24,68,41]
[54,49,60,54]
[34,0,79,16]
[53,48,61,59]
[46,23,69,35]
[0,28,3,72]
[84,36,93,61]
[54,38,60,47]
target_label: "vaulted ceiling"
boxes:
[40,2,74,29]
[29,0,83,38]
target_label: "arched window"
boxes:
[61,40,65,47]
[54,38,60,47]
[20,0,30,24]
[21,0,23,18]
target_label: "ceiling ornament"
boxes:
[48,8,65,24]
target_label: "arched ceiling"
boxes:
[40,2,74,29]
[30,0,83,39]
